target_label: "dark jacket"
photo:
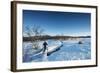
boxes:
[43,42,48,52]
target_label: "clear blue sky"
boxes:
[23,10,91,36]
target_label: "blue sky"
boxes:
[23,10,91,36]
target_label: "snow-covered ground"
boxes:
[23,38,91,62]
[23,40,62,62]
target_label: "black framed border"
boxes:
[11,1,98,72]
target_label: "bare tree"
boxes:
[25,24,44,37]
[25,24,44,50]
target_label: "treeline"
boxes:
[23,35,91,42]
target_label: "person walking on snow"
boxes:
[43,41,48,54]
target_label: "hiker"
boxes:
[43,41,48,53]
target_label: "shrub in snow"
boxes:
[32,40,44,50]
[32,40,40,50]
[78,41,83,44]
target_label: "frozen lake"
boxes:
[23,38,91,62]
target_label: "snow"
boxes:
[23,40,62,62]
[23,38,91,62]
[47,45,61,53]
